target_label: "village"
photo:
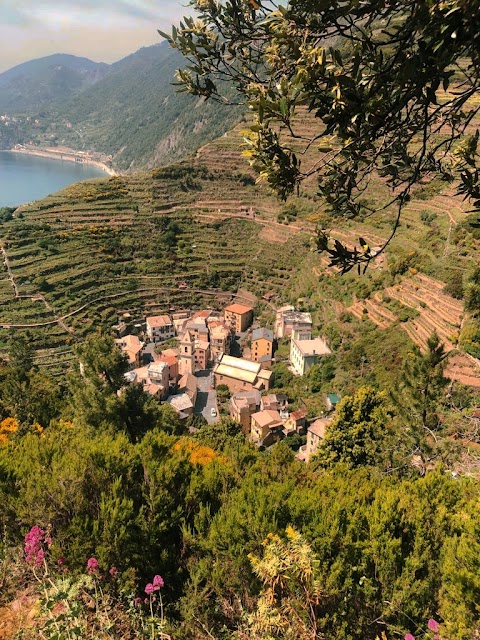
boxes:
[112,301,339,462]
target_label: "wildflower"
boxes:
[44,536,52,546]
[153,574,164,590]
[57,557,65,566]
[428,620,440,633]
[24,526,46,563]
[144,598,149,604]
[144,583,155,595]
[405,634,415,640]
[35,549,45,566]
[134,597,142,606]
[109,566,118,577]
[87,557,99,574]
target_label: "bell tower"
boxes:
[178,330,195,376]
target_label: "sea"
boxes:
[0,151,109,208]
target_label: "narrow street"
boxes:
[194,370,218,424]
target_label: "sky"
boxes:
[0,0,189,73]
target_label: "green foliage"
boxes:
[166,0,480,270]
[312,386,392,470]
[460,318,480,358]
[391,333,450,462]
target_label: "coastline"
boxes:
[9,145,118,177]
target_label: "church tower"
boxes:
[178,330,195,376]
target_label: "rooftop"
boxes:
[252,327,274,342]
[157,354,178,367]
[178,372,198,394]
[167,393,194,412]
[214,354,261,383]
[231,389,262,410]
[225,303,253,315]
[293,337,331,357]
[290,409,307,421]
[252,409,282,428]
[146,314,172,328]
[327,393,341,405]
[148,362,168,380]
[308,418,332,439]
[195,339,210,351]
[283,310,313,324]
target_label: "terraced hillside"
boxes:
[0,109,479,387]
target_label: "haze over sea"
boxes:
[0,151,108,207]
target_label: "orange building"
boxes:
[251,327,274,363]
[224,303,253,333]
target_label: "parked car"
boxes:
[211,407,217,417]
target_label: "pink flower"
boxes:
[153,574,164,590]
[109,566,118,577]
[24,526,46,563]
[87,557,99,574]
[405,634,415,640]
[134,597,142,606]
[428,619,440,633]
[44,536,52,546]
[144,583,155,595]
[57,557,65,566]
[35,549,45,566]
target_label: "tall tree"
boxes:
[391,332,449,462]
[312,385,392,469]
[162,0,480,271]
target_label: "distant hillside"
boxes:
[0,54,109,113]
[0,44,243,171]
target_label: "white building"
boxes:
[146,315,175,342]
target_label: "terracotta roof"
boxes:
[161,348,178,358]
[144,383,163,397]
[178,372,197,394]
[195,339,210,351]
[225,303,253,315]
[290,409,307,421]
[252,409,282,428]
[192,310,212,320]
[146,315,172,328]
[158,355,178,367]
[308,418,332,438]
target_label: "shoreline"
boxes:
[8,145,118,177]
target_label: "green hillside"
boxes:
[0,44,242,171]
[0,113,478,391]
[0,54,108,113]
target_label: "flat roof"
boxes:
[294,338,331,357]
[225,303,253,315]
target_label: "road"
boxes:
[194,370,219,424]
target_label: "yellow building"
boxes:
[224,303,253,334]
[251,327,274,363]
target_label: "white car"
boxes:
[211,407,217,417]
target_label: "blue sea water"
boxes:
[0,151,109,207]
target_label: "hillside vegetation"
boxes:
[0,44,242,171]
[0,107,478,393]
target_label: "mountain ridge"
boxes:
[0,43,242,171]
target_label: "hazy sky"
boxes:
[0,1,189,72]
